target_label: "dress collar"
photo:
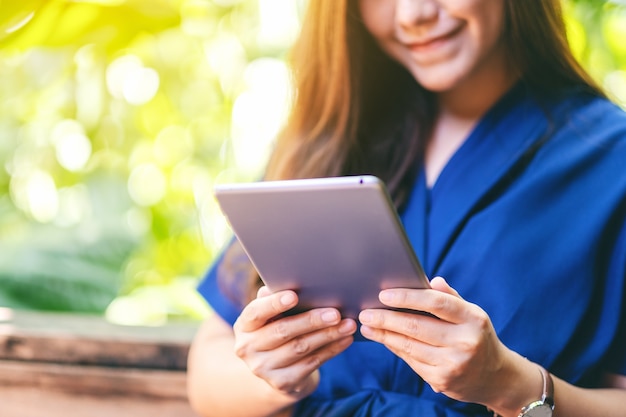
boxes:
[404,83,560,275]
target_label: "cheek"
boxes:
[446,0,505,41]
[472,1,505,42]
[463,6,506,60]
[358,0,396,39]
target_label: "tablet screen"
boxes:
[214,175,430,319]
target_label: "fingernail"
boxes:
[380,291,393,303]
[321,310,339,323]
[280,292,296,306]
[360,325,373,337]
[359,311,373,324]
[338,320,355,334]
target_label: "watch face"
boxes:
[524,403,553,417]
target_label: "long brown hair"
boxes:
[225,0,605,302]
[504,0,602,95]
[265,0,434,208]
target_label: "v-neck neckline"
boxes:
[402,83,557,275]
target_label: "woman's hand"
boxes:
[233,286,357,398]
[358,277,516,406]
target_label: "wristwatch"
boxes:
[518,365,555,417]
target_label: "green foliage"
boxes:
[565,0,626,102]
[0,0,291,322]
[0,0,623,324]
[0,235,132,312]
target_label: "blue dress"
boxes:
[197,85,626,416]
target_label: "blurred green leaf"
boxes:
[0,0,623,325]
[0,0,180,53]
[0,235,133,313]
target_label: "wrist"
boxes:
[485,354,547,417]
[517,366,554,417]
[275,370,320,401]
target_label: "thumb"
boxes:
[429,276,462,298]
[256,285,272,298]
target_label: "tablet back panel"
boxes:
[214,175,429,319]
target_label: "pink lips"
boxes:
[405,24,465,53]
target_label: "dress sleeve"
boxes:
[197,239,257,326]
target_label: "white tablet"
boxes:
[214,175,430,320]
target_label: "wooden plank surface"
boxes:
[0,360,189,398]
[0,387,198,417]
[0,308,199,369]
[0,308,203,416]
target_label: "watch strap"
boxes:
[539,365,554,408]
[518,365,554,417]
[487,365,554,417]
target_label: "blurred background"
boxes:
[0,0,624,326]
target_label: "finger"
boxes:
[254,308,349,351]
[259,336,354,394]
[386,342,445,393]
[276,319,357,367]
[378,288,467,324]
[359,325,439,367]
[265,319,357,368]
[359,325,455,393]
[257,285,272,298]
[359,309,450,346]
[286,336,354,378]
[234,290,298,332]
[429,277,462,298]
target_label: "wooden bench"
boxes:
[0,308,200,417]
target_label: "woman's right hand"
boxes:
[233,286,357,398]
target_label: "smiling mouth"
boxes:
[406,24,465,52]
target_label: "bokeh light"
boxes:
[127,163,167,206]
[0,0,623,323]
[52,119,93,171]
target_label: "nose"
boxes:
[396,0,439,28]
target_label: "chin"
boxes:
[407,65,466,93]
[414,75,462,93]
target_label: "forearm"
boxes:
[187,320,298,417]
[550,375,626,417]
[485,352,626,417]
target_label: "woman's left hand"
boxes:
[358,276,512,405]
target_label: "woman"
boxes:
[187,1,626,416]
